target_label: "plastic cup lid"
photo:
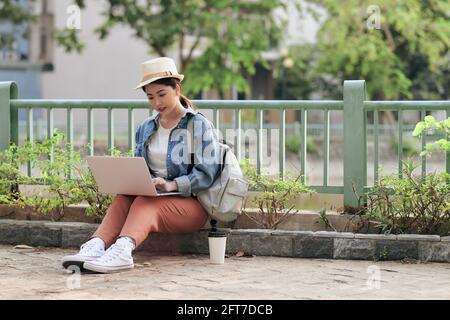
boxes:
[208,230,227,237]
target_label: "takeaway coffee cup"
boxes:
[208,230,227,264]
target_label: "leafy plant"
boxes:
[0,143,36,204]
[0,130,131,221]
[378,246,389,261]
[364,160,450,236]
[240,158,315,229]
[412,115,450,156]
[317,208,337,232]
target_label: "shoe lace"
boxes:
[79,241,101,255]
[97,243,125,263]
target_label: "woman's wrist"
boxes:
[170,180,178,192]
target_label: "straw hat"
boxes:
[135,57,184,90]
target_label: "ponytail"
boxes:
[180,94,194,109]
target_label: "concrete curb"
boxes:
[0,219,448,263]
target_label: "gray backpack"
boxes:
[188,115,248,222]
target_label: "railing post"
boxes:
[0,81,19,152]
[343,80,367,211]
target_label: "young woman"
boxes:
[62,57,220,273]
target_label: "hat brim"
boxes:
[135,74,184,90]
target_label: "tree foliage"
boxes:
[413,115,450,156]
[0,0,34,51]
[0,0,86,52]
[286,0,450,100]
[0,0,35,25]
[64,0,293,97]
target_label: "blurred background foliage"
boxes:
[279,0,450,101]
[1,0,449,101]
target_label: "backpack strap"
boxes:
[187,114,196,172]
[187,113,214,171]
[187,113,233,173]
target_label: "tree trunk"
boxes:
[372,91,396,126]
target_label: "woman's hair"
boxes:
[142,78,194,109]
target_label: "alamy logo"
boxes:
[366,5,381,30]
[66,265,81,290]
[366,265,381,289]
[168,120,279,166]
[66,5,81,30]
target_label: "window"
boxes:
[36,0,54,64]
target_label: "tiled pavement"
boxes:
[0,245,449,300]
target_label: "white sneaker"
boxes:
[61,237,105,270]
[83,237,134,273]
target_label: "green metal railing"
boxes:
[1,80,449,209]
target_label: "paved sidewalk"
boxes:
[0,245,449,300]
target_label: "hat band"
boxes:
[141,71,176,82]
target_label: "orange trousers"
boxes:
[92,195,208,248]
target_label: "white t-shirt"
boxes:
[147,120,176,178]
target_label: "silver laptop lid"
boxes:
[86,156,159,196]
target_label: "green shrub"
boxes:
[0,143,35,204]
[0,130,131,221]
[364,160,449,235]
[413,115,450,156]
[240,158,315,229]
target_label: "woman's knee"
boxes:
[107,194,135,213]
[132,196,151,206]
[129,196,158,213]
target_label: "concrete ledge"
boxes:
[293,236,334,258]
[354,233,397,240]
[333,238,375,260]
[375,240,419,261]
[0,219,448,263]
[0,204,374,232]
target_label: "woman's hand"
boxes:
[152,177,178,192]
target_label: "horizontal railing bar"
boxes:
[247,186,344,194]
[13,180,427,194]
[308,186,344,194]
[194,100,343,109]
[14,100,450,111]
[364,101,450,111]
[11,100,149,109]
[248,186,344,194]
[11,100,344,110]
[251,186,344,194]
[23,178,345,195]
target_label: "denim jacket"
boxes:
[134,106,220,197]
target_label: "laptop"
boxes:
[86,156,181,197]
